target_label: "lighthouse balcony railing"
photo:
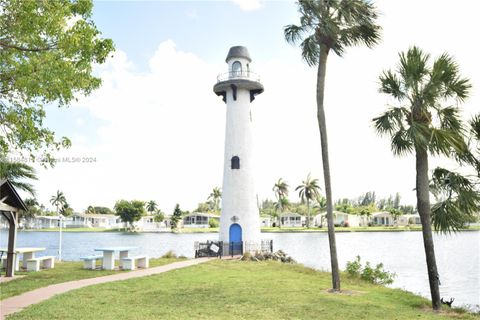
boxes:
[216,71,261,83]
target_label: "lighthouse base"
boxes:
[194,239,273,258]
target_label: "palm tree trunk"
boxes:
[306,198,310,228]
[415,147,441,310]
[317,45,340,291]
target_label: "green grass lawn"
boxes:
[0,257,183,300]
[7,260,478,320]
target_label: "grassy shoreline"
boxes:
[6,259,478,319]
[17,225,480,233]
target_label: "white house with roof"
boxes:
[70,213,122,229]
[136,214,171,231]
[25,215,71,229]
[260,215,272,227]
[397,214,421,226]
[314,211,367,227]
[183,212,220,228]
[371,211,395,226]
[280,212,304,227]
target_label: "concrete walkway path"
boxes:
[0,258,212,319]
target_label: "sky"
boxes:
[28,0,480,213]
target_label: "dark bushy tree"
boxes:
[114,200,145,230]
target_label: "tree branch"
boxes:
[0,40,55,52]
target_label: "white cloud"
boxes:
[32,0,480,213]
[231,0,263,11]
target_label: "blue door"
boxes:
[229,224,242,254]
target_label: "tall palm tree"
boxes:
[0,158,37,196]
[295,174,321,229]
[373,46,471,311]
[208,187,222,213]
[284,0,381,291]
[146,200,158,215]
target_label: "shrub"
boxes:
[161,250,177,259]
[346,255,362,276]
[346,256,395,285]
[241,250,296,264]
[209,218,219,228]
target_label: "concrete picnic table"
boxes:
[94,246,137,270]
[0,247,46,271]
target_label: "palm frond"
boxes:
[436,106,463,132]
[397,46,430,93]
[379,70,406,100]
[470,114,480,141]
[390,128,414,156]
[431,167,480,233]
[427,127,467,157]
[407,121,430,150]
[433,53,471,101]
[372,107,407,136]
[301,34,320,67]
[284,24,308,45]
[288,0,381,60]
[0,159,37,195]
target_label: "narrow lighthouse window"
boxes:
[232,61,242,77]
[231,156,240,169]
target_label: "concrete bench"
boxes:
[80,255,104,270]
[26,256,55,272]
[121,256,149,270]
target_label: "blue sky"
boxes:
[34,0,480,213]
[92,1,298,68]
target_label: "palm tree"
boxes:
[146,200,158,215]
[0,158,37,196]
[373,46,471,311]
[86,206,96,214]
[208,187,222,213]
[314,195,327,226]
[284,0,381,291]
[274,197,290,213]
[273,178,289,209]
[295,174,321,229]
[50,190,66,214]
[430,113,480,232]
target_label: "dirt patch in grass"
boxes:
[325,288,366,295]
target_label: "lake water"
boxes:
[1,230,478,311]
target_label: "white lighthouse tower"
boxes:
[214,46,264,253]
